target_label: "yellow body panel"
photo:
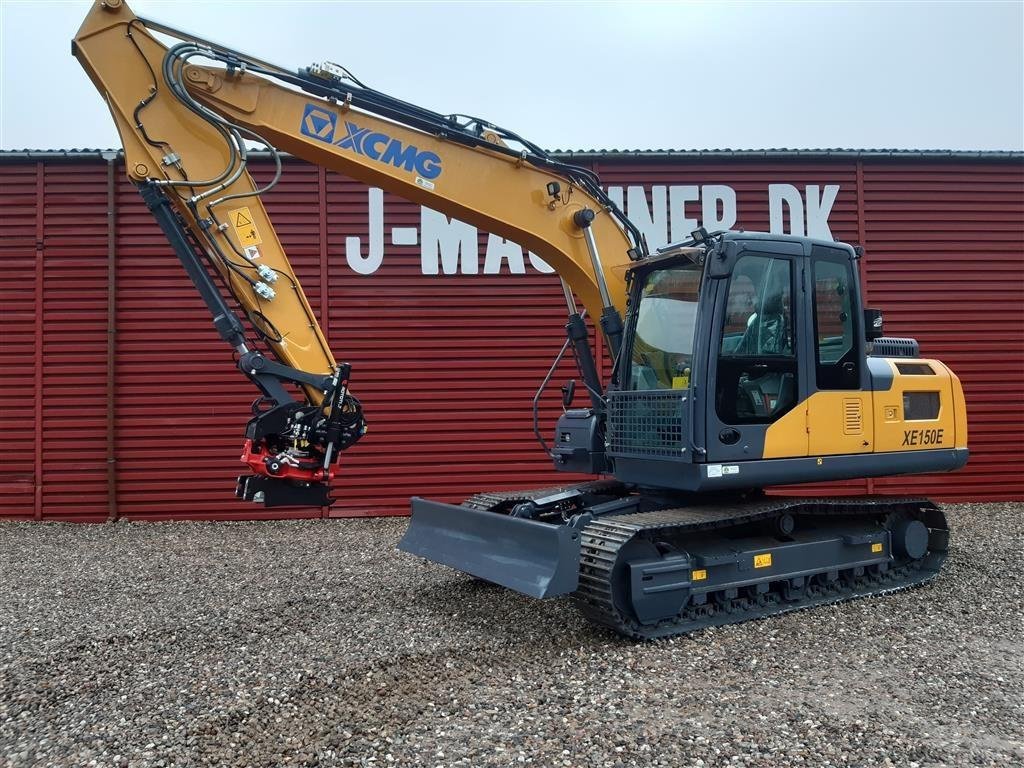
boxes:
[940,361,969,449]
[763,358,963,460]
[872,359,958,454]
[808,391,874,456]
[761,402,809,459]
[762,391,875,458]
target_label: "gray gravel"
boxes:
[1,502,1021,768]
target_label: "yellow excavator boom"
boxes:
[73,0,641,395]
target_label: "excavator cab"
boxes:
[608,232,820,489]
[606,231,965,489]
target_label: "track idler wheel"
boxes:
[893,518,929,560]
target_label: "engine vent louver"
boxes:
[869,337,920,358]
[843,398,863,435]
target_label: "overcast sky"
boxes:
[1,0,1021,152]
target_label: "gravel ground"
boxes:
[0,502,1021,768]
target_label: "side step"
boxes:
[399,497,582,598]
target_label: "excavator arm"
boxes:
[73,0,643,506]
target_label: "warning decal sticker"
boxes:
[228,206,263,247]
[754,553,772,569]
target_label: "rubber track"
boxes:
[572,497,947,640]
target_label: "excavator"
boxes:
[73,0,968,639]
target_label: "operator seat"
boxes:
[758,290,791,356]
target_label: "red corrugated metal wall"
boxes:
[861,163,1024,498]
[1,155,1021,520]
[0,163,39,519]
[1,162,113,521]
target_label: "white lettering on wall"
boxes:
[421,207,478,275]
[701,185,737,233]
[610,185,740,248]
[627,185,668,250]
[806,184,840,239]
[345,187,384,275]
[769,184,840,238]
[607,186,624,210]
[341,183,842,275]
[769,184,805,236]
[528,252,555,273]
[668,185,699,244]
[483,234,526,274]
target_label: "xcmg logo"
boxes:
[300,103,443,180]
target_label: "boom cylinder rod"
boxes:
[574,210,614,310]
[574,208,624,359]
[560,278,577,315]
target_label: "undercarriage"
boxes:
[401,482,947,640]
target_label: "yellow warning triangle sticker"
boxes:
[227,206,262,246]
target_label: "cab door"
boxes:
[705,247,809,462]
[804,250,874,456]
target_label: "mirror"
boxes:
[864,308,884,341]
[561,379,576,408]
[860,309,884,342]
[707,240,740,279]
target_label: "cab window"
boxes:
[813,259,859,389]
[628,264,703,390]
[716,254,797,424]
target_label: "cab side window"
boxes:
[813,260,859,389]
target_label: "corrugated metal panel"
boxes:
[1,155,1020,521]
[864,163,1024,502]
[0,164,40,519]
[0,163,113,520]
[37,163,112,521]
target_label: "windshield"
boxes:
[628,264,703,390]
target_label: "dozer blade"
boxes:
[399,497,581,598]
